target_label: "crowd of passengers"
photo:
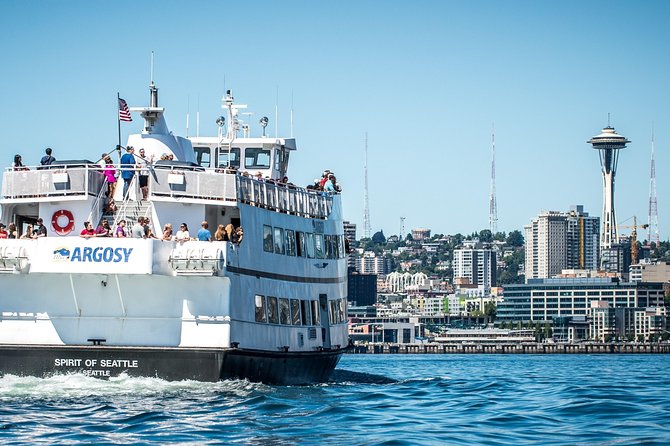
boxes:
[0,217,242,244]
[79,218,243,244]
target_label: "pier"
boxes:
[349,343,670,354]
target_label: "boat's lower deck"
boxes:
[0,344,345,384]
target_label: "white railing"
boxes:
[2,165,106,199]
[2,164,335,219]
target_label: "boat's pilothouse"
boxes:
[0,83,348,384]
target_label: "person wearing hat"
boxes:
[120,146,136,199]
[0,224,7,239]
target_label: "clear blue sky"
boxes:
[2,1,669,241]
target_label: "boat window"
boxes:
[244,147,271,169]
[291,299,301,325]
[254,295,267,323]
[305,233,315,258]
[296,231,306,257]
[285,230,296,256]
[217,147,240,168]
[339,298,347,323]
[301,300,311,325]
[194,146,211,167]
[279,298,290,325]
[329,300,337,324]
[324,235,333,259]
[274,227,285,254]
[263,225,273,252]
[274,148,281,171]
[314,234,324,259]
[338,235,345,259]
[311,300,320,325]
[267,296,279,324]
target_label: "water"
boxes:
[1,354,669,445]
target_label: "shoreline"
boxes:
[348,342,670,354]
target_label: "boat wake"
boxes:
[0,373,267,400]
[328,369,397,385]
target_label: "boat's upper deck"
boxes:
[1,163,334,219]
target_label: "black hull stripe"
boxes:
[226,265,345,284]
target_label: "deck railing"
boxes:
[3,164,335,219]
[1,165,105,200]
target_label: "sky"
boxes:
[1,1,669,241]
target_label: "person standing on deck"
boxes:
[40,148,55,166]
[120,146,136,199]
[197,221,212,241]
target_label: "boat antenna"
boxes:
[186,95,190,138]
[290,89,294,138]
[196,95,200,137]
[275,85,279,138]
[150,51,155,85]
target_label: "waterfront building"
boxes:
[453,240,497,287]
[347,267,377,306]
[524,206,599,280]
[590,303,668,342]
[498,277,665,324]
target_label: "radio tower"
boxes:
[648,127,660,245]
[489,124,498,235]
[363,132,371,239]
[588,122,630,252]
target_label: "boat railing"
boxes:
[236,175,333,219]
[150,166,334,219]
[1,164,106,200]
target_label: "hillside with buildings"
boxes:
[344,211,670,345]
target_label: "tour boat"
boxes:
[0,83,349,384]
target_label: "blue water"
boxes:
[1,354,669,445]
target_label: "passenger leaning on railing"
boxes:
[12,154,28,171]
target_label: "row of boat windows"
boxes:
[254,295,347,326]
[263,225,345,259]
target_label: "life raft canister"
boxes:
[51,209,75,235]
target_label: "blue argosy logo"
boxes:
[53,247,71,261]
[52,246,133,263]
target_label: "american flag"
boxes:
[118,98,132,122]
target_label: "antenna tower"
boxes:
[648,127,660,244]
[363,132,371,239]
[489,124,498,234]
[399,217,406,241]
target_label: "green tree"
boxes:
[506,230,524,247]
[371,230,386,245]
[479,229,493,243]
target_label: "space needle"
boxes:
[587,125,630,255]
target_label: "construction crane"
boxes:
[617,216,649,265]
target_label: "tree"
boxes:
[484,302,497,320]
[371,230,386,245]
[479,229,493,243]
[506,230,524,247]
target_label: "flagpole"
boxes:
[117,92,121,152]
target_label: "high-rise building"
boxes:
[453,241,497,287]
[566,205,600,271]
[357,251,393,275]
[525,206,600,280]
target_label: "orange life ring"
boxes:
[51,209,75,236]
